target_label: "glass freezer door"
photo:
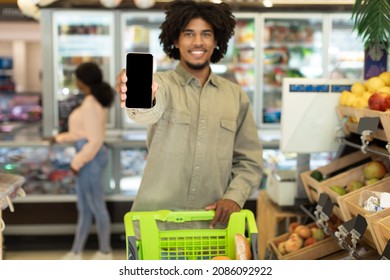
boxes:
[217,13,258,113]
[120,12,176,129]
[328,14,364,80]
[261,14,324,127]
[52,11,116,132]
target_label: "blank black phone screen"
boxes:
[125,53,153,109]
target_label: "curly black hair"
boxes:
[159,0,236,64]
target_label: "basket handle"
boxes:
[158,210,216,223]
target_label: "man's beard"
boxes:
[184,60,209,70]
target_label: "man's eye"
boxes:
[184,32,194,37]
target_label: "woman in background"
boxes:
[52,62,114,260]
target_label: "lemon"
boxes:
[351,82,366,95]
[365,76,386,92]
[378,86,390,94]
[339,90,350,105]
[346,93,356,107]
[379,72,390,86]
[353,96,367,108]
[362,91,372,102]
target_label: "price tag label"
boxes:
[380,192,390,208]
[357,117,379,134]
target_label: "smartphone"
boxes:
[125,52,154,109]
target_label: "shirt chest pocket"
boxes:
[217,119,236,160]
[155,110,192,156]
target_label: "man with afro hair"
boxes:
[116,0,263,229]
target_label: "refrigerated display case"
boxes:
[258,13,366,129]
[259,14,325,128]
[327,14,364,80]
[119,12,175,129]
[41,9,117,136]
[218,14,259,111]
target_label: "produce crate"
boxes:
[371,216,390,255]
[342,179,390,251]
[321,166,390,222]
[267,224,342,260]
[124,209,258,260]
[337,106,390,142]
[336,105,362,136]
[300,150,371,204]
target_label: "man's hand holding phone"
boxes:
[116,69,158,109]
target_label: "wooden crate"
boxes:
[342,180,390,251]
[267,225,342,260]
[300,151,371,204]
[336,105,361,136]
[337,106,390,142]
[371,216,390,255]
[321,168,390,222]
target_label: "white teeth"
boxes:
[191,51,204,55]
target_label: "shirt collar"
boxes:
[175,63,219,87]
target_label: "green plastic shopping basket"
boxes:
[124,209,258,260]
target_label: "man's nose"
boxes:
[193,34,204,45]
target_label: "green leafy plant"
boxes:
[351,0,390,53]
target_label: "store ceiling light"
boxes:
[263,0,273,8]
[100,0,123,8]
[17,0,41,20]
[134,0,156,9]
[17,0,59,20]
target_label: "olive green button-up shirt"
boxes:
[126,64,263,212]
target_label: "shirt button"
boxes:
[192,188,196,192]
[195,165,200,170]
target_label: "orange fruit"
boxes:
[211,256,232,260]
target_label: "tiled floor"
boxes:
[2,234,128,260]
[3,249,126,260]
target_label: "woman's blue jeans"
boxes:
[71,139,111,254]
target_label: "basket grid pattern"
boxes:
[159,234,227,260]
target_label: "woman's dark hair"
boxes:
[75,62,114,108]
[159,0,236,64]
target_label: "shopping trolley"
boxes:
[124,209,258,260]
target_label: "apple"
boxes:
[368,92,386,111]
[311,228,325,241]
[303,237,317,247]
[284,235,303,253]
[363,161,387,180]
[277,241,287,255]
[294,225,312,239]
[288,222,301,234]
[346,180,364,193]
[329,185,347,195]
[365,178,380,185]
[381,94,390,111]
[368,92,390,111]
